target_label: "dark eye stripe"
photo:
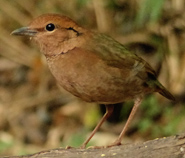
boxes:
[66,27,82,36]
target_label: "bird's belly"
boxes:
[58,71,145,104]
[49,67,143,103]
[61,78,143,104]
[46,52,144,104]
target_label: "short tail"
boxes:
[157,83,175,101]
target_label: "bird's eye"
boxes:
[46,23,55,31]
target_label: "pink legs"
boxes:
[80,97,142,148]
[109,98,142,146]
[80,105,114,148]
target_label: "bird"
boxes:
[11,13,175,148]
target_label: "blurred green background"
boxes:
[0,0,184,156]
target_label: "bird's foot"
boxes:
[86,141,122,149]
[105,141,122,148]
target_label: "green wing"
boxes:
[87,33,175,100]
[89,33,156,78]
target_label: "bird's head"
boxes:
[11,13,85,55]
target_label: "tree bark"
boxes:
[2,133,185,158]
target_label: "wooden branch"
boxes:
[2,133,185,158]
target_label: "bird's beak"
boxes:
[11,27,38,36]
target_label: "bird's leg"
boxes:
[80,104,114,149]
[108,97,142,147]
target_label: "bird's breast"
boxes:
[46,48,145,103]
